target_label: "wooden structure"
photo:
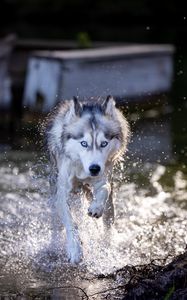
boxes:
[23,44,174,113]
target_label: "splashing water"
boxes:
[0,151,187,297]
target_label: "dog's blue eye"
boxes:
[81,141,88,148]
[101,141,108,148]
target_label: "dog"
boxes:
[44,96,130,263]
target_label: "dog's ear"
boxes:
[65,97,82,123]
[103,95,116,116]
[73,96,83,116]
[67,97,82,121]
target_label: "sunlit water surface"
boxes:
[0,151,187,299]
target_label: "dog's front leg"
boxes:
[55,165,82,264]
[88,178,111,218]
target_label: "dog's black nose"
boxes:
[89,164,101,176]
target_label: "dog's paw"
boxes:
[88,202,104,218]
[66,238,83,264]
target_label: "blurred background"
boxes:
[0,0,187,163]
[1,2,187,298]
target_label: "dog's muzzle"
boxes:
[89,164,101,176]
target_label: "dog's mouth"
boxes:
[90,173,100,177]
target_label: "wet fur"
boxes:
[44,96,130,263]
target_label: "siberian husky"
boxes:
[45,96,130,263]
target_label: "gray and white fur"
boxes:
[44,96,130,263]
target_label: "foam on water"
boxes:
[0,153,187,295]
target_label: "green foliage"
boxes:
[76,32,92,48]
[163,285,175,300]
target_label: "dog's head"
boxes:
[63,96,129,177]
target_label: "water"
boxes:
[0,142,187,299]
[0,102,187,299]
